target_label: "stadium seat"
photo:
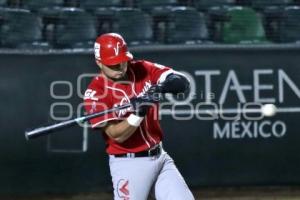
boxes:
[111,8,153,45]
[0,0,7,6]
[53,8,97,48]
[22,0,65,28]
[249,0,293,10]
[22,0,64,11]
[93,7,116,33]
[5,0,21,7]
[21,1,72,47]
[277,6,300,42]
[78,0,123,10]
[134,0,181,32]
[136,0,179,11]
[0,8,48,48]
[211,6,267,43]
[194,0,236,11]
[164,7,208,44]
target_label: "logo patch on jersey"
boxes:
[114,97,131,117]
[117,179,130,199]
[138,80,152,97]
[84,89,98,101]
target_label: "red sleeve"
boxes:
[142,61,174,84]
[83,81,118,128]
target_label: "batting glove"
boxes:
[130,94,160,117]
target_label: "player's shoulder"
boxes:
[129,60,167,70]
[86,75,106,92]
[84,75,108,102]
[130,59,153,68]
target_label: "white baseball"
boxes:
[261,104,277,117]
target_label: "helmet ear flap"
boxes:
[94,33,133,66]
[94,42,101,61]
[96,61,102,69]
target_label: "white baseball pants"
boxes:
[109,150,195,200]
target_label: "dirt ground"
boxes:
[2,186,300,200]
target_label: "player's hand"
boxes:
[146,84,163,95]
[130,94,160,117]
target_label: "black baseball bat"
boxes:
[25,103,131,140]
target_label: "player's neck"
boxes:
[113,74,129,82]
[102,73,129,83]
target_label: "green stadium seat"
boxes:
[278,6,300,42]
[165,7,209,44]
[112,8,153,45]
[54,8,97,48]
[0,8,49,48]
[194,0,235,11]
[212,6,267,43]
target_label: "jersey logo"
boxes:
[84,89,98,101]
[138,80,152,97]
[114,97,131,117]
[114,42,121,56]
[117,179,130,199]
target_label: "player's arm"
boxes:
[103,118,140,143]
[102,97,152,143]
[161,72,190,94]
[150,72,190,95]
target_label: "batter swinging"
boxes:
[84,33,195,200]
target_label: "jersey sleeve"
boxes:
[143,61,174,84]
[83,82,118,128]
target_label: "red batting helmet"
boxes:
[94,33,133,66]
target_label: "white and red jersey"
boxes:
[84,60,174,154]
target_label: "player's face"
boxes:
[100,62,128,80]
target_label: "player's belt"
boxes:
[114,144,162,158]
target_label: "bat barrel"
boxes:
[25,127,52,140]
[25,119,78,140]
[24,103,132,140]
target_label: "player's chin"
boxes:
[112,73,124,80]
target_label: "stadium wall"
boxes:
[1,45,300,194]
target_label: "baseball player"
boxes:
[84,33,195,200]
